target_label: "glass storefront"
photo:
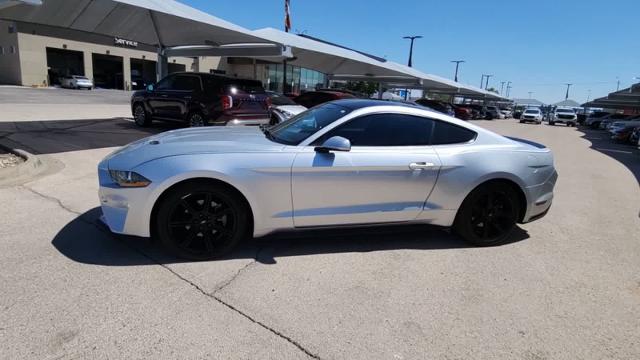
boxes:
[262,63,325,94]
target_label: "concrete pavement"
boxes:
[0,94,639,359]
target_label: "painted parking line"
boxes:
[594,148,633,154]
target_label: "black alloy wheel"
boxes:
[133,104,151,127]
[156,182,249,260]
[188,112,206,127]
[454,183,519,246]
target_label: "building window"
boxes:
[10,46,16,54]
[0,47,4,55]
[8,24,16,33]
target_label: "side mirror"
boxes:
[146,84,154,92]
[314,136,351,153]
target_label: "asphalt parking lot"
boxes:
[1,88,639,359]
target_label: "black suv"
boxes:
[131,72,270,127]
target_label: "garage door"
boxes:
[92,53,124,90]
[46,47,84,86]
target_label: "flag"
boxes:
[285,0,291,32]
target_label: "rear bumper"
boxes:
[213,114,270,126]
[522,170,557,223]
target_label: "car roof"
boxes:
[330,99,421,110]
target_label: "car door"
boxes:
[147,74,175,119]
[291,113,442,227]
[169,74,202,120]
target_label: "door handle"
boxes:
[409,162,435,170]
[160,94,169,97]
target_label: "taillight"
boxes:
[265,97,272,108]
[221,95,233,110]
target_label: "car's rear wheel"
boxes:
[155,182,250,260]
[188,112,206,127]
[454,182,519,246]
[133,103,151,127]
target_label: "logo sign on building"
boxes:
[114,37,138,48]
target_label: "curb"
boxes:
[0,144,47,186]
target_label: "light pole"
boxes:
[616,77,620,91]
[528,91,533,99]
[505,81,512,98]
[403,35,422,68]
[564,83,572,100]
[403,35,422,99]
[500,81,505,95]
[484,74,493,90]
[480,74,486,88]
[451,60,465,82]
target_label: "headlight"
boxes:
[108,170,151,187]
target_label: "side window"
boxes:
[173,75,201,91]
[430,121,476,145]
[203,76,223,94]
[156,75,174,90]
[318,114,433,146]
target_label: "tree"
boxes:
[344,81,378,97]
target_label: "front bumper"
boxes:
[98,165,154,237]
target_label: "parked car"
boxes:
[608,120,640,135]
[451,104,473,120]
[131,72,270,127]
[629,126,640,145]
[519,108,543,124]
[98,99,556,260]
[610,125,637,142]
[414,99,455,117]
[485,106,501,120]
[585,111,612,128]
[500,109,513,118]
[549,108,577,126]
[60,75,93,90]
[599,114,629,130]
[294,91,356,108]
[466,104,488,119]
[266,91,307,125]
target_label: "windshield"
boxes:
[524,109,540,114]
[267,103,352,145]
[556,109,574,114]
[268,92,297,105]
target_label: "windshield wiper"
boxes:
[260,125,275,140]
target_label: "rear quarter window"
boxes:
[430,121,477,145]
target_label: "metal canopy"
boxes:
[583,97,640,110]
[0,0,272,47]
[163,44,291,58]
[252,28,413,79]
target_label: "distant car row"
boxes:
[584,112,640,146]
[129,71,520,129]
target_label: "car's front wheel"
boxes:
[133,103,151,127]
[188,112,207,127]
[453,182,519,246]
[155,181,250,260]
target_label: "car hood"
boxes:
[274,105,307,114]
[103,126,286,170]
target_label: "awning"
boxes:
[0,0,273,47]
[252,28,413,79]
[582,97,640,110]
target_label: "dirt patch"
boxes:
[0,151,24,168]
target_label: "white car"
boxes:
[60,75,93,90]
[519,108,543,124]
[500,109,513,118]
[549,108,577,127]
[266,91,307,125]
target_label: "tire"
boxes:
[133,103,151,127]
[188,111,207,127]
[549,121,554,126]
[453,182,520,247]
[155,181,250,260]
[519,120,524,123]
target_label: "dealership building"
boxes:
[0,0,505,102]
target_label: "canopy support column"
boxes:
[157,48,168,81]
[378,83,383,99]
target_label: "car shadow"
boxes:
[0,118,181,155]
[52,207,530,266]
[577,126,640,185]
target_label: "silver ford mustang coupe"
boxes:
[98,99,556,260]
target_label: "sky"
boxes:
[180,0,639,104]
